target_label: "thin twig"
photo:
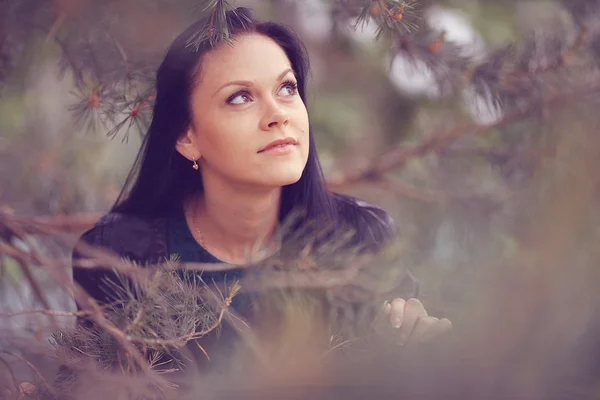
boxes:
[0,211,146,281]
[0,350,56,399]
[31,213,102,232]
[14,258,55,322]
[322,338,355,360]
[0,309,88,318]
[239,263,363,293]
[0,355,19,394]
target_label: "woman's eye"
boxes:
[227,92,252,105]
[279,81,298,97]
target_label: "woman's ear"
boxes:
[175,126,201,161]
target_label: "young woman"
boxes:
[71,7,450,374]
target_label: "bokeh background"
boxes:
[2,0,600,398]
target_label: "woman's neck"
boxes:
[184,179,282,265]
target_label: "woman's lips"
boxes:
[259,137,298,153]
[258,143,296,155]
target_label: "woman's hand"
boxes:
[383,298,452,346]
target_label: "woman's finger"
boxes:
[389,298,406,328]
[406,316,439,345]
[416,317,452,344]
[396,298,427,346]
[383,301,392,316]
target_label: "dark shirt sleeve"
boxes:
[62,214,180,380]
[55,218,135,391]
[71,212,169,309]
[72,228,119,308]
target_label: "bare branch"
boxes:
[328,82,600,188]
[32,213,102,232]
[0,355,19,394]
[0,309,88,319]
[14,258,55,323]
[0,350,56,399]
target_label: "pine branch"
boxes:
[1,209,246,378]
[186,0,250,50]
[0,212,171,389]
[327,81,600,188]
[3,0,597,144]
[354,0,421,39]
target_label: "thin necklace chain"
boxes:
[192,204,208,249]
[190,200,282,260]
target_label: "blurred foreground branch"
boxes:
[328,81,600,189]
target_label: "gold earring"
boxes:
[192,159,199,170]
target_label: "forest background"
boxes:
[1,0,600,398]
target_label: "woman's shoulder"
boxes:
[331,193,398,251]
[74,212,168,264]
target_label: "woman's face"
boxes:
[178,33,310,190]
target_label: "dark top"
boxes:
[166,205,221,264]
[70,196,419,376]
[166,206,252,315]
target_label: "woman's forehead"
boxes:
[197,34,293,89]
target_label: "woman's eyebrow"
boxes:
[212,68,295,98]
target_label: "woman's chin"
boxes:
[261,171,304,187]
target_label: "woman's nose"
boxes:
[268,110,290,128]
[261,100,290,130]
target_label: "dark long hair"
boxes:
[112,8,335,223]
[111,7,396,250]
